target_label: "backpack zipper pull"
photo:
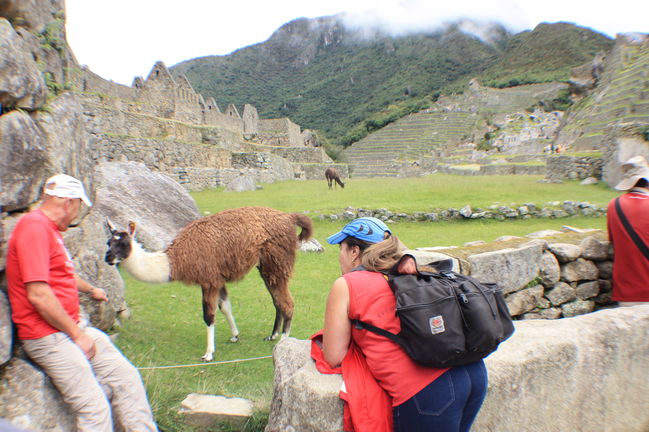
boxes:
[459,293,468,304]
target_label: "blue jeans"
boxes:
[393,360,488,432]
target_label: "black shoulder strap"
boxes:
[351,319,408,347]
[615,197,649,260]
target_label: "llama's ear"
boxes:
[106,218,116,234]
[128,221,136,237]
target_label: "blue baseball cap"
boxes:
[327,217,391,245]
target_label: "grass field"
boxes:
[114,174,617,431]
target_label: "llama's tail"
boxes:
[293,213,314,242]
[335,177,345,188]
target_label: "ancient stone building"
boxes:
[70,61,337,189]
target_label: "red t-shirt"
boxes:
[607,191,649,302]
[345,270,448,406]
[6,209,80,339]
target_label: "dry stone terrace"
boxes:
[317,201,607,223]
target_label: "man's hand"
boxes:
[90,287,108,302]
[72,331,96,359]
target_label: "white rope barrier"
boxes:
[136,355,273,370]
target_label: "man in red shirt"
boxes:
[607,156,649,306]
[6,174,157,432]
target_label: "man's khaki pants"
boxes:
[23,327,157,432]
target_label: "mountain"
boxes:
[171,17,614,147]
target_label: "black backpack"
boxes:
[352,254,515,368]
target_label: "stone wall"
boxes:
[296,163,349,181]
[92,136,233,173]
[259,118,303,147]
[436,163,546,176]
[318,201,606,223]
[270,147,332,164]
[546,155,604,180]
[74,67,138,101]
[461,234,613,318]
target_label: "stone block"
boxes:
[548,243,581,263]
[505,285,545,316]
[595,261,613,279]
[468,241,544,294]
[580,236,609,261]
[545,282,577,306]
[179,393,253,429]
[561,299,595,317]
[575,281,601,300]
[520,307,562,320]
[265,338,344,432]
[539,251,560,287]
[560,258,599,282]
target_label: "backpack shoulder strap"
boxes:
[615,197,649,261]
[351,319,408,347]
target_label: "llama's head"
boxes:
[105,219,136,265]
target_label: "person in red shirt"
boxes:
[323,217,487,432]
[607,155,649,306]
[6,174,157,432]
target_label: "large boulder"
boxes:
[0,291,12,365]
[0,18,47,110]
[0,357,75,431]
[474,305,649,431]
[0,92,94,212]
[267,306,649,432]
[0,111,48,212]
[93,161,201,251]
[0,0,65,34]
[31,92,96,190]
[265,338,343,432]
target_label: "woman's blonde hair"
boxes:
[353,234,407,273]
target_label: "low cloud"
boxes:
[339,0,529,38]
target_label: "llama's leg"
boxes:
[218,287,239,343]
[200,284,220,361]
[258,248,295,341]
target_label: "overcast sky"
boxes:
[65,0,647,86]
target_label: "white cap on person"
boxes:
[43,174,92,206]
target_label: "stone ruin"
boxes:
[71,61,344,190]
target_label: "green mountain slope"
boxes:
[171,17,613,146]
[479,22,614,87]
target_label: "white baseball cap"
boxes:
[43,174,92,206]
[614,156,649,191]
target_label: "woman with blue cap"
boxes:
[323,217,487,432]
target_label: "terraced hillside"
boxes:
[343,112,477,177]
[344,82,567,177]
[557,35,649,151]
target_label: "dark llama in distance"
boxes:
[325,167,345,189]
[104,207,313,361]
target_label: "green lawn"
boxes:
[114,174,616,431]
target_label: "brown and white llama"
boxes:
[104,206,313,361]
[325,167,345,189]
